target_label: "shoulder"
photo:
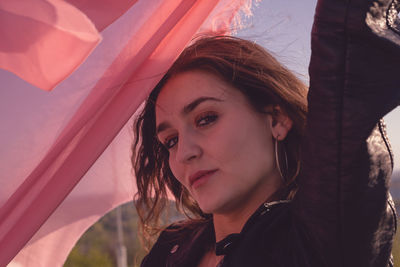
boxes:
[141,219,211,267]
[149,219,197,253]
[158,219,210,243]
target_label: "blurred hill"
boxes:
[64,201,183,267]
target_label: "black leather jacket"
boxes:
[141,0,400,266]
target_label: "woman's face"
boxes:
[155,71,283,215]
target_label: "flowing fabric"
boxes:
[0,0,254,266]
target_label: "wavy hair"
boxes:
[132,36,308,249]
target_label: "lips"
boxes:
[189,169,218,187]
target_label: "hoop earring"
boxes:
[275,137,288,183]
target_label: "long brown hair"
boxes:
[132,35,308,249]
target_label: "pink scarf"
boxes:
[0,0,253,265]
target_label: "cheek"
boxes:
[200,129,242,175]
[207,117,274,175]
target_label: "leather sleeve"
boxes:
[293,0,400,266]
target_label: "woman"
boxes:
[132,0,399,266]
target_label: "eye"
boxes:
[164,136,178,149]
[195,112,218,127]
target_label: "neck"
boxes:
[212,174,283,242]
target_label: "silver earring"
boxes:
[275,136,288,183]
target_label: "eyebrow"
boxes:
[156,96,223,135]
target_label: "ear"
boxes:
[267,106,293,141]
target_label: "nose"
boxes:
[175,131,202,164]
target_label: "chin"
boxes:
[197,200,219,215]
[198,205,214,215]
[198,199,230,215]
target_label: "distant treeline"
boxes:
[64,201,181,267]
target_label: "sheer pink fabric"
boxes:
[0,0,254,266]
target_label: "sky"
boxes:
[236,0,400,171]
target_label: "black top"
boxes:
[141,200,327,267]
[141,0,400,266]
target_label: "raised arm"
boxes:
[293,0,400,266]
